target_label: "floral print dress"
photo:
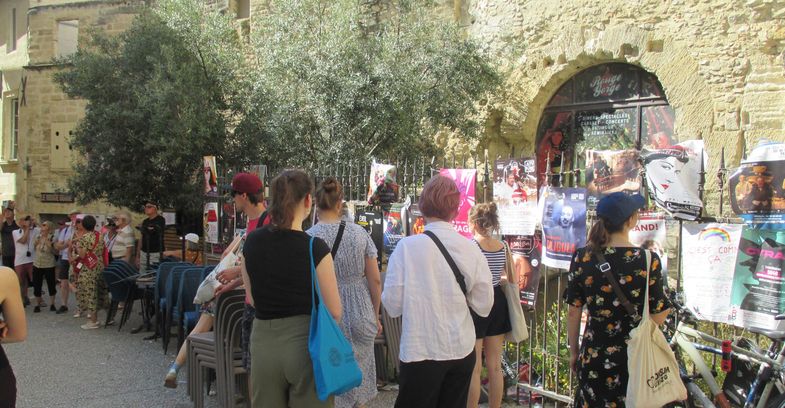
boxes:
[563,247,671,408]
[75,232,110,313]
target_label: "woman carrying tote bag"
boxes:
[564,192,676,408]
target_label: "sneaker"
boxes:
[34,305,41,313]
[73,310,82,318]
[23,297,30,307]
[164,371,178,389]
[56,305,68,314]
[50,305,56,312]
[81,322,100,330]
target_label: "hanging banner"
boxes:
[407,203,425,235]
[504,234,542,308]
[681,223,743,324]
[204,202,219,244]
[493,158,538,236]
[367,161,398,206]
[383,202,407,255]
[584,149,642,208]
[440,169,477,239]
[729,141,785,228]
[203,156,218,197]
[540,187,587,269]
[729,228,785,331]
[641,140,706,220]
[629,213,669,281]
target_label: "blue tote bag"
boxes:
[308,237,362,401]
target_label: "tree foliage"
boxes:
[55,0,261,211]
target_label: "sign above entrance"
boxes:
[40,192,75,203]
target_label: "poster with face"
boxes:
[641,140,706,220]
[729,142,785,228]
[383,202,406,255]
[204,202,219,244]
[203,156,219,197]
[407,203,425,235]
[584,149,642,208]
[493,158,538,236]
[439,169,477,239]
[504,234,542,308]
[540,187,587,269]
[367,161,396,201]
[628,213,669,281]
[681,223,742,324]
[729,227,785,331]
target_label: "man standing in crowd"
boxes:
[112,210,135,263]
[54,209,80,314]
[13,215,38,307]
[136,200,166,273]
[1,204,19,268]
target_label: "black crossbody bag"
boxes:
[595,249,640,320]
[331,221,346,258]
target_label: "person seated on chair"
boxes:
[162,233,202,265]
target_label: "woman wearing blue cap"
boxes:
[564,192,671,407]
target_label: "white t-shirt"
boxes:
[56,225,75,261]
[13,227,39,266]
[111,225,135,259]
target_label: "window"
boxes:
[9,8,16,52]
[536,63,674,189]
[57,20,79,58]
[10,98,19,160]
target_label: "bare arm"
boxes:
[567,305,582,372]
[240,258,253,308]
[364,256,381,317]
[316,254,342,322]
[651,309,670,326]
[0,267,27,343]
[17,227,30,244]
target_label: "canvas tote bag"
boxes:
[502,242,528,343]
[626,250,687,407]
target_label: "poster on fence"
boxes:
[584,149,642,208]
[203,156,218,197]
[540,187,587,269]
[641,140,706,220]
[629,213,669,281]
[681,223,742,324]
[504,234,542,308]
[356,210,383,260]
[204,202,219,244]
[729,227,785,330]
[367,161,398,209]
[440,168,476,239]
[729,141,785,229]
[407,203,425,235]
[493,158,538,236]
[383,202,407,255]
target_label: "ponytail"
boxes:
[316,177,344,211]
[269,169,313,229]
[587,216,626,253]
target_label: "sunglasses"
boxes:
[144,204,156,209]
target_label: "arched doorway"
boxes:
[536,63,675,189]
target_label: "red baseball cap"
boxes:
[231,173,263,195]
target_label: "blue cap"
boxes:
[596,192,645,227]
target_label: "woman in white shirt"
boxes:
[382,175,493,408]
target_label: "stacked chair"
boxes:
[102,260,143,330]
[380,305,403,378]
[187,289,247,408]
[161,264,193,353]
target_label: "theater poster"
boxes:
[729,141,785,229]
[504,234,542,308]
[203,156,218,197]
[729,228,785,331]
[540,187,587,269]
[407,203,425,235]
[367,161,395,201]
[494,158,538,236]
[681,223,742,324]
[383,202,406,255]
[641,140,706,220]
[629,213,669,281]
[584,149,641,208]
[440,168,476,239]
[204,202,219,244]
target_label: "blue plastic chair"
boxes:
[163,265,192,353]
[102,263,127,327]
[155,262,189,339]
[176,267,205,349]
[201,265,216,281]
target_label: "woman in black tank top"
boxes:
[0,265,28,408]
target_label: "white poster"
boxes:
[681,223,743,323]
[642,140,707,220]
[204,202,219,244]
[629,213,668,281]
[494,158,538,236]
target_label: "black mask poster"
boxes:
[504,234,542,308]
[539,187,587,269]
[729,141,785,229]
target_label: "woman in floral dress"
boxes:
[564,193,671,408]
[74,215,109,330]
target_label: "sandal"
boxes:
[81,322,100,330]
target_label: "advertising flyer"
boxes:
[439,168,477,239]
[367,161,396,202]
[504,234,542,308]
[628,213,669,281]
[407,203,425,235]
[493,158,538,236]
[203,156,218,197]
[729,141,785,228]
[204,202,219,244]
[540,187,587,269]
[641,140,706,220]
[355,210,383,260]
[681,223,743,324]
[729,228,785,331]
[383,202,406,255]
[584,149,641,208]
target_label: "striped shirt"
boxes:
[474,240,506,287]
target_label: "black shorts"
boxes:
[56,259,71,281]
[472,285,511,339]
[240,303,255,370]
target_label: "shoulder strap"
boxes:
[331,221,346,258]
[595,249,639,319]
[257,211,268,228]
[424,230,467,295]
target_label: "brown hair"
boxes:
[268,169,313,229]
[586,216,626,253]
[469,202,499,235]
[419,175,460,221]
[315,177,343,211]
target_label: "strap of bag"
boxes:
[331,221,346,258]
[503,242,516,284]
[642,249,651,318]
[309,237,320,313]
[424,230,467,295]
[257,211,268,229]
[595,249,639,320]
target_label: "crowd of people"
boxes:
[0,168,673,408]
